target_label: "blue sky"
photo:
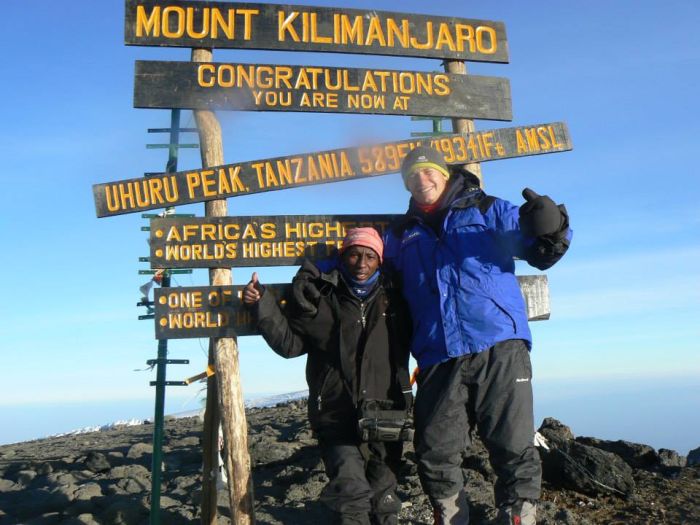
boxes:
[0,1,698,451]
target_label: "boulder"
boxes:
[658,448,686,468]
[126,442,153,460]
[84,452,110,473]
[538,418,575,449]
[576,437,659,469]
[687,446,700,466]
[538,420,635,497]
[543,441,635,496]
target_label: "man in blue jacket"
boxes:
[295,145,571,525]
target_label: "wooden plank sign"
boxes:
[133,60,511,121]
[149,214,398,268]
[154,285,255,339]
[154,275,549,339]
[94,122,572,217]
[125,0,508,63]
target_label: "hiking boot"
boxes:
[431,490,469,525]
[496,499,537,525]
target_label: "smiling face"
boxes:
[406,167,448,205]
[341,245,380,282]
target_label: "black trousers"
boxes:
[319,439,402,525]
[414,339,542,506]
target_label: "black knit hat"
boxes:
[400,146,450,188]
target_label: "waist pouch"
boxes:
[357,399,413,442]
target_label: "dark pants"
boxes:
[319,439,402,525]
[414,339,541,506]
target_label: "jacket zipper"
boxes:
[360,301,366,328]
[317,370,331,412]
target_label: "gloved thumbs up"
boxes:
[522,188,540,202]
[243,272,263,305]
[519,187,564,237]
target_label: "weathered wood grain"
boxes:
[149,214,399,269]
[154,275,550,339]
[125,0,508,62]
[133,60,512,121]
[94,122,572,217]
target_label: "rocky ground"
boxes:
[0,399,698,524]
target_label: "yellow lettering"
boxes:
[186,172,201,198]
[386,18,409,48]
[197,64,215,87]
[516,130,529,153]
[310,13,332,43]
[410,21,433,50]
[525,128,540,152]
[278,11,300,42]
[365,16,386,46]
[161,6,185,39]
[185,7,209,39]
[135,5,160,37]
[455,24,475,52]
[435,23,456,51]
[476,26,497,54]
[238,9,259,40]
[340,15,363,45]
[211,8,234,39]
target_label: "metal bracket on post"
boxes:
[410,116,451,137]
[147,359,190,366]
[139,269,192,275]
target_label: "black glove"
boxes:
[291,261,322,315]
[519,188,566,238]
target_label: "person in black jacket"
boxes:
[243,227,412,525]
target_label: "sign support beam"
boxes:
[445,60,483,186]
[192,48,255,525]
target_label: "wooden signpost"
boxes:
[134,60,511,120]
[125,0,508,62]
[149,214,398,268]
[154,276,550,340]
[93,122,571,217]
[93,1,573,523]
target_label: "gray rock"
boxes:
[687,446,700,466]
[117,477,149,494]
[100,498,149,524]
[109,464,151,480]
[126,442,153,460]
[658,448,686,468]
[538,418,575,449]
[160,495,181,508]
[540,440,635,497]
[85,451,111,473]
[36,463,53,476]
[46,471,77,486]
[0,479,19,492]
[576,436,659,469]
[250,438,300,466]
[74,482,103,501]
[174,436,199,447]
[17,469,38,486]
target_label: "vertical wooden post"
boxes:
[192,48,255,525]
[444,60,483,187]
[200,347,219,525]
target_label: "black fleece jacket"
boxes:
[253,265,412,442]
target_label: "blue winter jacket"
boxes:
[383,186,571,369]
